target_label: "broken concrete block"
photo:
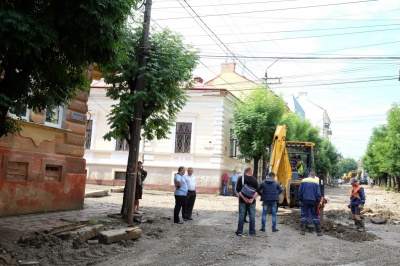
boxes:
[110,188,124,193]
[85,190,109,198]
[370,218,387,224]
[98,228,142,244]
[57,224,104,242]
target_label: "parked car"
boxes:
[337,178,343,185]
[359,178,368,185]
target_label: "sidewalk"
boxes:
[0,184,125,234]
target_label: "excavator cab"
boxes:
[286,141,315,207]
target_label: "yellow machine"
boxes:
[345,170,360,182]
[267,125,316,207]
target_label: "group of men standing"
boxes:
[173,166,197,224]
[221,170,239,196]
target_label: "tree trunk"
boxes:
[261,156,267,180]
[253,156,260,182]
[121,119,138,217]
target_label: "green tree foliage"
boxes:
[0,0,138,137]
[232,87,286,177]
[362,103,400,190]
[103,27,199,143]
[102,26,198,215]
[281,112,340,177]
[337,158,358,176]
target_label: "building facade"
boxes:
[84,63,256,194]
[0,92,89,217]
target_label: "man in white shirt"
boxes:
[183,167,196,221]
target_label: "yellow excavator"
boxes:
[345,170,360,182]
[267,125,317,207]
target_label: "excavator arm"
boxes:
[267,125,293,204]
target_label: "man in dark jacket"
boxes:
[258,172,283,232]
[235,167,259,236]
[298,171,322,236]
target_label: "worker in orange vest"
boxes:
[349,178,366,232]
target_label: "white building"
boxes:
[84,64,254,194]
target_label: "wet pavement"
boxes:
[0,184,124,233]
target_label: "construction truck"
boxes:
[267,124,319,208]
[344,170,360,182]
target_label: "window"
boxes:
[115,139,129,151]
[85,120,93,149]
[9,105,29,121]
[229,129,237,157]
[6,161,29,181]
[44,104,64,128]
[44,165,62,182]
[114,171,126,180]
[175,123,192,153]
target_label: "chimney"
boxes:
[194,76,203,83]
[221,62,236,73]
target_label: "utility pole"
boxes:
[127,0,152,225]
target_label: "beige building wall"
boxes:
[85,80,249,194]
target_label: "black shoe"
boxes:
[187,217,193,220]
[260,228,266,232]
[244,219,249,223]
[272,228,279,232]
[235,232,243,236]
[183,218,188,221]
[175,221,183,224]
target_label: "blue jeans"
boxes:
[231,182,237,196]
[236,202,256,235]
[222,184,228,196]
[261,201,277,230]
[300,200,320,225]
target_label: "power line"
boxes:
[156,0,377,20]
[179,0,263,82]
[192,27,400,46]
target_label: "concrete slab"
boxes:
[57,224,104,242]
[98,228,142,244]
[85,190,109,198]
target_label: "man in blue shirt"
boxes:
[229,170,239,196]
[174,166,188,224]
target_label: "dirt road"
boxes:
[2,184,400,265]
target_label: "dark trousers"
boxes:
[300,200,320,225]
[174,195,187,223]
[183,190,196,219]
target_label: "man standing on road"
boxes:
[350,178,366,232]
[259,172,283,233]
[134,161,147,214]
[183,167,196,221]
[235,167,259,236]
[229,170,239,196]
[298,171,322,236]
[174,166,188,224]
[221,170,229,196]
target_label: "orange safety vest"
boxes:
[350,185,361,200]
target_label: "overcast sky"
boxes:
[145,0,400,160]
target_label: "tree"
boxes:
[0,0,138,137]
[232,87,286,178]
[102,26,198,216]
[281,112,340,177]
[336,158,358,176]
[385,103,400,190]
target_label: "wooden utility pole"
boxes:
[127,0,152,225]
